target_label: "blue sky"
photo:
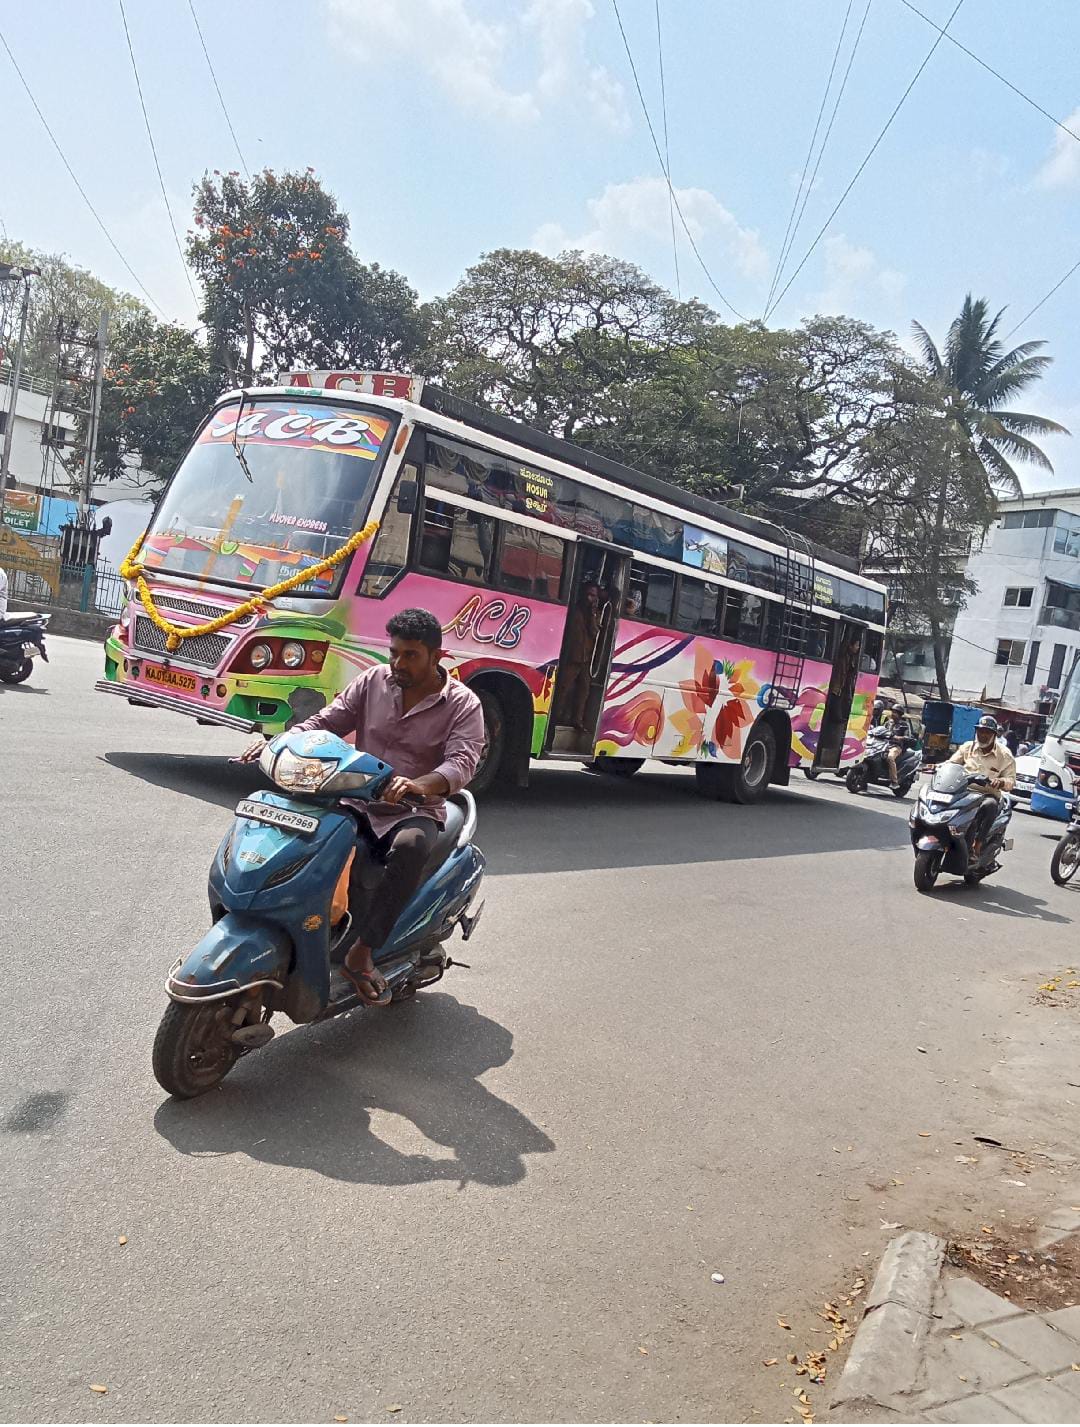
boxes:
[2,0,1078,490]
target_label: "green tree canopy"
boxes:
[186,168,424,384]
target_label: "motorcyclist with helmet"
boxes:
[948,714,1016,850]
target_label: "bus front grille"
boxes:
[133,616,232,669]
[152,594,256,627]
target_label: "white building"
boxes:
[945,488,1080,723]
[0,367,76,490]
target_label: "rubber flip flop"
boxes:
[341,964,392,1007]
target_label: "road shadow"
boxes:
[101,750,262,811]
[104,751,911,876]
[1,684,49,696]
[154,993,552,1188]
[932,880,1071,923]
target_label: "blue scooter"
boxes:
[153,729,486,1099]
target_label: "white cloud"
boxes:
[1035,107,1080,190]
[814,233,906,315]
[533,175,768,282]
[325,0,627,129]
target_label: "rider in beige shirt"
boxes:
[948,715,1017,796]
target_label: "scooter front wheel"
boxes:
[1051,835,1080,886]
[913,850,942,893]
[845,766,866,794]
[153,1001,241,1099]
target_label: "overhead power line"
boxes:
[898,0,1080,148]
[186,0,250,177]
[653,0,680,298]
[1006,255,1080,340]
[117,0,198,308]
[0,24,163,315]
[765,0,965,321]
[764,0,856,317]
[772,0,875,312]
[609,0,747,321]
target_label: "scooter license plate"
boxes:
[236,799,319,835]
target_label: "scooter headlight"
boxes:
[322,769,375,794]
[273,748,338,792]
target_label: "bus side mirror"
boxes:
[396,478,418,515]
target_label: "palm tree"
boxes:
[909,295,1068,696]
[912,294,1066,493]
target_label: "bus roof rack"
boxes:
[418,383,862,577]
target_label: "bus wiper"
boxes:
[232,388,253,483]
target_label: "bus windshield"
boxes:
[1050,659,1080,738]
[138,398,395,593]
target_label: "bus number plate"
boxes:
[143,663,197,694]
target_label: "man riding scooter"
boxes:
[883,706,917,789]
[239,608,485,1007]
[948,714,1016,851]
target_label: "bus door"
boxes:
[814,619,866,771]
[547,539,631,753]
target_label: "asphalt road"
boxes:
[3,638,1078,1424]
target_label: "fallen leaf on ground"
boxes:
[778,1317,791,1330]
[918,1132,931,1138]
[1071,1364,1080,1372]
[89,1385,107,1394]
[387,1408,402,1416]
[955,1155,977,1164]
[763,1358,778,1367]
[638,1346,649,1355]
[787,1353,798,1364]
[117,1235,127,1246]
[880,1220,901,1230]
[335,1416,348,1422]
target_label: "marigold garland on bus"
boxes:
[119,519,379,652]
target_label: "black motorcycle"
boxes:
[0,610,49,684]
[1051,800,1080,886]
[909,763,1013,892]
[846,726,922,798]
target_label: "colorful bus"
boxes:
[1032,657,1080,819]
[96,372,888,801]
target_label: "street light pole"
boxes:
[0,268,37,522]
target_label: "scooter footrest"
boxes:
[1002,838,1014,851]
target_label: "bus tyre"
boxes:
[587,756,644,778]
[469,690,508,796]
[152,1001,241,1099]
[1051,835,1080,886]
[696,723,775,805]
[804,768,822,781]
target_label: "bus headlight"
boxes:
[248,642,273,671]
[281,641,306,669]
[119,605,131,629]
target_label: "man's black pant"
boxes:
[347,816,438,953]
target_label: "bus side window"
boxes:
[808,616,833,661]
[675,576,721,635]
[630,561,675,625]
[722,589,764,644]
[418,500,494,586]
[861,629,883,673]
[494,524,566,601]
[360,466,418,597]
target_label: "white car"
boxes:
[1012,742,1042,805]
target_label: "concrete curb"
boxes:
[830,1231,946,1414]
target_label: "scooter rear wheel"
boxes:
[1051,835,1080,886]
[913,850,941,893]
[153,1001,241,1099]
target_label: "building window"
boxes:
[1024,640,1041,685]
[1001,509,1056,530]
[995,638,1026,666]
[1003,586,1034,607]
[1049,642,1068,689]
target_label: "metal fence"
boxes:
[9,557,126,617]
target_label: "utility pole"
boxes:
[0,265,40,522]
[78,311,109,517]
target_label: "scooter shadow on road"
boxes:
[153,992,553,1189]
[102,751,911,877]
[1,683,49,696]
[930,880,1071,923]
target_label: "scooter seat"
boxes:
[418,798,466,883]
[0,612,41,625]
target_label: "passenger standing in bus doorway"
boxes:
[558,581,601,731]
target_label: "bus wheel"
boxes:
[469,690,507,796]
[586,756,644,778]
[695,724,776,805]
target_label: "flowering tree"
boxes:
[186,168,423,384]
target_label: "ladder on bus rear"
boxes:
[767,529,815,710]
